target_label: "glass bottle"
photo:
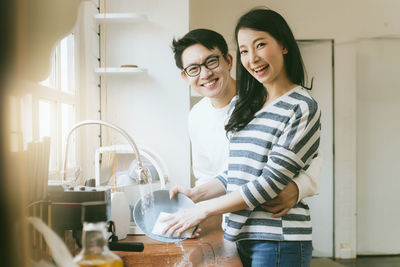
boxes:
[74,201,123,267]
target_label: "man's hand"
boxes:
[261,181,299,218]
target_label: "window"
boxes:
[10,33,79,180]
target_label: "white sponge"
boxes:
[151,212,195,238]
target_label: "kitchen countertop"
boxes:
[115,215,242,266]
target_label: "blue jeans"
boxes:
[236,240,312,267]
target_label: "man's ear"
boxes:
[181,71,188,82]
[226,53,234,71]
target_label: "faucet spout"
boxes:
[63,120,149,184]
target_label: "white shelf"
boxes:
[94,67,147,75]
[95,13,147,24]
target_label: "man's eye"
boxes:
[240,50,247,55]
[206,58,218,66]
[187,66,199,74]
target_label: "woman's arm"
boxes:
[162,189,248,237]
[169,178,226,203]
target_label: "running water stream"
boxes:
[139,182,154,216]
[137,163,156,214]
[174,242,192,267]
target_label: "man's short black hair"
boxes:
[172,28,228,69]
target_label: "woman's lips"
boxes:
[253,64,269,73]
[253,64,269,76]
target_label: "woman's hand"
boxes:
[161,205,208,238]
[189,227,202,239]
[169,184,193,200]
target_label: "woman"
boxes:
[163,8,320,266]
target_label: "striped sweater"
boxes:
[217,86,321,242]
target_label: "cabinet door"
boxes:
[356,38,400,255]
[298,40,334,257]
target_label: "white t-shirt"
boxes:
[188,97,230,186]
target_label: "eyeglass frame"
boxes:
[182,55,220,77]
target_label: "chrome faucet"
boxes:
[63,120,149,185]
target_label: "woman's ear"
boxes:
[283,47,288,54]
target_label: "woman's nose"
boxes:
[249,50,259,64]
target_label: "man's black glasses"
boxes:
[183,55,220,77]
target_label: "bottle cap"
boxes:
[81,201,108,223]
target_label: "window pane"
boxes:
[9,96,19,152]
[39,52,56,88]
[20,95,33,146]
[60,34,75,94]
[39,100,57,172]
[61,103,76,168]
[9,96,18,132]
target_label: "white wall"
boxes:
[356,38,400,254]
[97,0,191,187]
[190,0,400,258]
[77,1,102,181]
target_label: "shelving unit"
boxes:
[94,13,147,24]
[95,12,148,76]
[94,67,147,75]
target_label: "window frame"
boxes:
[14,32,81,180]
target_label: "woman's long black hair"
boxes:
[225,8,311,133]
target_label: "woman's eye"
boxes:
[256,43,265,49]
[240,50,247,55]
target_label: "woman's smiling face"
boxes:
[238,28,289,88]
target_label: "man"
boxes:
[172,29,321,216]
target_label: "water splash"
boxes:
[128,204,135,222]
[174,242,192,267]
[167,242,170,266]
[139,182,154,216]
